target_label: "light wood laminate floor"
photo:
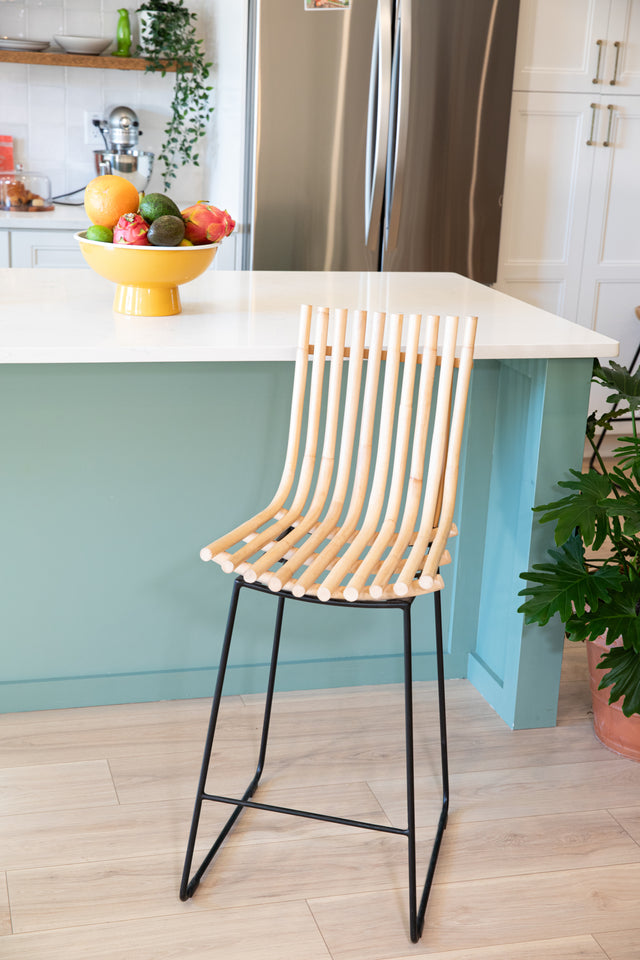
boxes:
[2,642,640,959]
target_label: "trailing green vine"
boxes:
[136,0,213,190]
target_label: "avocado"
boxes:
[139,193,182,223]
[147,215,186,247]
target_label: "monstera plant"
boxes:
[519,359,640,721]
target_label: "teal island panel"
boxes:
[0,358,592,726]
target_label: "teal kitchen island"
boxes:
[0,269,618,728]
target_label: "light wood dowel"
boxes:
[394,316,459,596]
[229,306,331,576]
[201,304,313,564]
[291,311,386,597]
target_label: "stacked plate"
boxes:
[0,37,50,52]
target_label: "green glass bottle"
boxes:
[114,8,131,58]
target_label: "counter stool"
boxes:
[180,304,477,942]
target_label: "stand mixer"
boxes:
[93,106,154,192]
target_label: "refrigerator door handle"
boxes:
[385,0,411,252]
[365,0,393,251]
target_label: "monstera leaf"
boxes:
[605,490,640,537]
[565,576,640,651]
[534,470,614,547]
[518,534,623,626]
[611,437,640,485]
[598,644,640,717]
[592,360,640,412]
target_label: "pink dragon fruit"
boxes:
[113,212,150,245]
[180,202,236,245]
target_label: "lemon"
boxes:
[86,224,114,243]
[179,238,194,246]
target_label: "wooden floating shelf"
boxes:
[0,50,177,72]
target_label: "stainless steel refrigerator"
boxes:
[242,0,519,281]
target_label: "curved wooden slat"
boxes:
[248,308,349,585]
[317,313,405,602]
[393,316,459,596]
[268,309,368,593]
[227,306,331,575]
[201,304,313,564]
[343,313,422,602]
[289,311,386,597]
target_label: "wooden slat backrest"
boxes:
[201,305,477,602]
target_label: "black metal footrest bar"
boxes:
[201,791,409,836]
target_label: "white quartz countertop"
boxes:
[0,268,619,364]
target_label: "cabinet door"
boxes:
[495,92,597,321]
[10,230,87,268]
[0,230,9,268]
[513,0,612,93]
[576,96,640,386]
[607,0,640,94]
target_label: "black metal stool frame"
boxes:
[180,575,450,943]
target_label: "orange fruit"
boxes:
[84,175,140,228]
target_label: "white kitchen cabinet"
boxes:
[513,0,640,95]
[576,97,640,387]
[496,91,596,320]
[497,0,640,403]
[6,229,87,268]
[0,230,9,268]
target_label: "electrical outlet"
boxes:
[84,112,104,147]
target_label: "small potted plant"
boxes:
[136,0,213,190]
[518,359,640,759]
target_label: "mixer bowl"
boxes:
[75,231,219,316]
[93,150,154,192]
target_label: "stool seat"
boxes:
[200,305,476,604]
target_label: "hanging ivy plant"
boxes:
[136,0,213,190]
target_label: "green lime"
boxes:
[86,225,113,243]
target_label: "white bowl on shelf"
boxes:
[54,35,111,55]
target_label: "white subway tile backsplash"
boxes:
[27,61,64,85]
[26,8,65,40]
[0,4,27,38]
[29,121,65,163]
[103,68,139,103]
[29,85,65,125]
[1,86,28,125]
[63,8,103,37]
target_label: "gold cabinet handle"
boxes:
[603,104,615,146]
[610,40,622,84]
[586,102,599,145]
[592,39,604,83]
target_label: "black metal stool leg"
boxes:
[180,579,286,900]
[408,588,450,942]
[402,603,419,942]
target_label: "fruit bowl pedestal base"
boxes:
[114,283,182,317]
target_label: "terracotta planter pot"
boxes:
[587,633,640,761]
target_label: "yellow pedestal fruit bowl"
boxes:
[75,232,220,317]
